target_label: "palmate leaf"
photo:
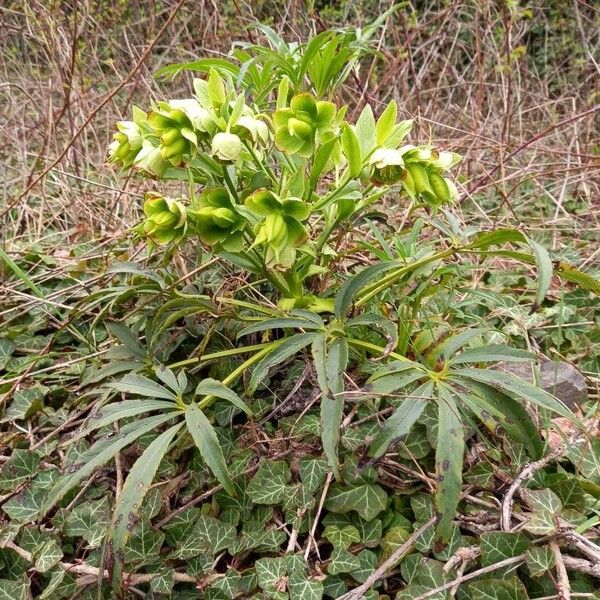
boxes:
[434,385,464,547]
[63,496,111,548]
[324,481,388,521]
[312,335,348,478]
[111,422,183,589]
[369,382,433,459]
[248,332,317,394]
[40,413,177,515]
[452,367,577,421]
[185,403,234,495]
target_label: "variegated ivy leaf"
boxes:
[324,481,388,521]
[568,438,600,483]
[523,488,562,514]
[172,515,236,559]
[256,557,287,590]
[465,576,530,600]
[525,545,555,577]
[299,457,328,493]
[288,571,324,600]
[247,460,292,505]
[123,519,164,564]
[2,480,48,523]
[327,547,361,575]
[522,510,557,535]
[480,532,530,566]
[3,386,46,421]
[351,549,377,583]
[33,538,63,573]
[150,568,174,594]
[0,578,28,600]
[62,496,110,548]
[0,449,40,491]
[163,507,201,546]
[38,570,77,599]
[380,526,411,563]
[323,524,360,549]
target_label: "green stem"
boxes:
[168,341,278,370]
[198,342,281,409]
[355,247,456,307]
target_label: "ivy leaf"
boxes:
[63,496,110,548]
[523,488,562,514]
[0,579,28,600]
[0,449,40,491]
[255,557,287,590]
[33,538,63,573]
[38,570,76,599]
[3,386,46,421]
[247,461,292,505]
[324,482,388,521]
[466,576,530,600]
[525,545,555,577]
[2,481,47,523]
[123,519,164,564]
[173,515,236,559]
[327,547,361,575]
[299,457,328,493]
[288,572,324,600]
[150,568,174,595]
[351,549,377,583]
[480,532,530,566]
[323,525,360,549]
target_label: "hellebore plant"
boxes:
[41,25,598,592]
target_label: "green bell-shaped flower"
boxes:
[369,148,406,185]
[136,193,187,245]
[246,189,309,267]
[211,132,243,162]
[108,120,144,169]
[192,188,245,252]
[147,100,210,165]
[273,93,336,157]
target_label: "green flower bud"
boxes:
[211,132,242,162]
[136,193,187,245]
[273,92,337,157]
[192,188,245,252]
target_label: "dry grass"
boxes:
[0,0,598,265]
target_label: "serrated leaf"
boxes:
[249,333,317,394]
[434,386,464,546]
[185,403,233,495]
[369,382,431,458]
[41,413,176,515]
[195,378,252,414]
[111,422,182,587]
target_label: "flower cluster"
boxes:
[108,71,270,176]
[370,146,461,205]
[109,69,462,276]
